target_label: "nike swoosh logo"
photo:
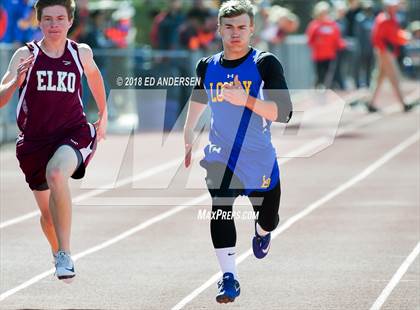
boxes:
[65,267,74,272]
[228,253,235,256]
[262,244,270,254]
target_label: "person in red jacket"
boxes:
[306,1,346,89]
[0,6,7,40]
[367,0,413,112]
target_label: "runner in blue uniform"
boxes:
[184,0,292,303]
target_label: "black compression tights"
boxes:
[205,162,281,249]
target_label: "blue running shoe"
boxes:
[216,272,240,303]
[252,222,271,259]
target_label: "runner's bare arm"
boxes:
[183,99,207,167]
[0,47,33,108]
[78,43,107,141]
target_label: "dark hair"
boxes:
[218,0,255,25]
[34,0,76,21]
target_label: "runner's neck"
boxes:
[39,38,68,58]
[223,46,251,61]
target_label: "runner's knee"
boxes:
[45,166,65,186]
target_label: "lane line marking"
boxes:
[0,137,328,302]
[2,87,418,228]
[171,132,419,310]
[370,242,420,310]
[0,150,202,229]
[1,98,418,302]
[0,194,208,302]
[1,99,405,229]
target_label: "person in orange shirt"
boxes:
[367,0,413,112]
[306,1,346,89]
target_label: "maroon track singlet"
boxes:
[15,39,96,190]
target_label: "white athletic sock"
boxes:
[256,222,269,237]
[52,251,57,264]
[215,247,237,279]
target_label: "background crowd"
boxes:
[0,0,419,131]
[1,0,419,86]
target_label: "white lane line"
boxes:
[4,109,391,212]
[0,138,327,302]
[370,242,420,310]
[0,91,365,228]
[0,124,314,226]
[0,91,417,305]
[0,150,202,229]
[1,108,417,301]
[0,194,209,302]
[0,103,384,228]
[0,138,325,226]
[2,90,416,229]
[172,131,420,310]
[0,211,40,229]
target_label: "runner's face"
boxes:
[39,5,73,40]
[219,14,254,53]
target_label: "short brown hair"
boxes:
[218,0,255,25]
[34,0,76,21]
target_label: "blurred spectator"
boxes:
[255,5,299,50]
[188,0,212,23]
[344,0,363,88]
[155,0,185,50]
[150,9,167,48]
[105,3,136,48]
[179,2,217,51]
[367,0,411,112]
[396,0,408,28]
[17,0,41,42]
[270,7,299,44]
[403,20,420,78]
[354,0,376,87]
[0,0,26,44]
[345,0,362,37]
[81,10,115,50]
[0,4,6,40]
[333,1,348,89]
[335,1,348,34]
[193,15,218,51]
[409,21,420,40]
[69,0,89,42]
[179,10,203,50]
[1,0,61,44]
[395,0,409,67]
[253,1,271,50]
[306,1,346,89]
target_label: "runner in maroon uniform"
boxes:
[0,0,107,282]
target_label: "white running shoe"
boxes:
[55,251,75,283]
